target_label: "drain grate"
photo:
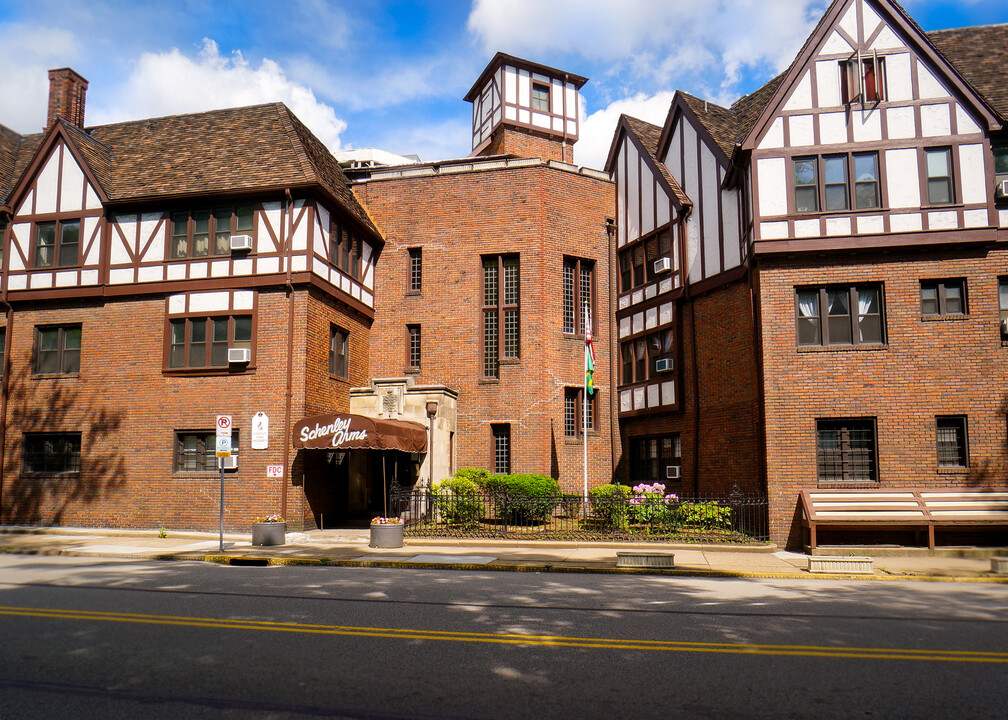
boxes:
[616,552,675,568]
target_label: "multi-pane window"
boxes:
[0,326,5,380]
[995,147,1008,188]
[408,247,422,292]
[816,418,877,484]
[168,316,252,369]
[34,219,80,268]
[329,325,348,378]
[564,387,596,438]
[330,218,362,280]
[795,285,884,347]
[841,54,886,104]
[620,329,674,384]
[407,325,421,370]
[174,430,239,472]
[936,416,968,469]
[644,230,672,283]
[924,148,953,205]
[999,278,1008,340]
[23,432,81,475]
[920,279,966,317]
[170,206,253,259]
[619,252,632,292]
[492,424,511,474]
[629,435,682,485]
[483,255,519,378]
[563,257,594,334]
[35,325,81,375]
[531,82,550,112]
[795,154,880,213]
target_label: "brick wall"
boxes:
[758,247,1008,547]
[354,163,615,490]
[481,126,574,164]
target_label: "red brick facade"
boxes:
[481,126,575,164]
[354,160,614,489]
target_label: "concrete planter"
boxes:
[808,556,873,574]
[991,557,1008,575]
[252,522,286,546]
[370,522,404,548]
[617,551,675,568]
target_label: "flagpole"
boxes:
[583,302,589,502]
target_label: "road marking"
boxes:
[2,604,1006,663]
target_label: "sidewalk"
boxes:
[1,526,1006,582]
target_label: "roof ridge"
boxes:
[272,103,318,184]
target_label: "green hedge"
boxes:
[429,475,485,527]
[483,473,560,524]
[588,484,630,530]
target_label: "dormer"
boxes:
[464,52,586,163]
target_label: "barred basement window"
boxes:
[408,247,422,292]
[174,430,239,473]
[168,316,252,369]
[816,418,877,485]
[482,255,519,378]
[34,324,81,375]
[936,416,968,469]
[492,424,511,474]
[23,432,81,475]
[563,257,595,334]
[170,206,253,259]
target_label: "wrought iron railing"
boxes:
[388,487,768,543]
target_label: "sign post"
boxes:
[216,415,232,553]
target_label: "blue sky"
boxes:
[1,0,1005,170]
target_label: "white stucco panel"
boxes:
[17,189,34,216]
[620,390,632,413]
[760,221,789,240]
[955,105,981,136]
[659,302,673,325]
[920,104,951,137]
[35,151,60,215]
[633,387,646,411]
[55,271,77,287]
[825,217,851,236]
[821,30,853,55]
[916,63,949,100]
[59,154,85,213]
[80,269,99,285]
[647,384,660,408]
[815,60,841,107]
[110,218,135,265]
[756,157,788,217]
[232,258,252,275]
[291,254,307,273]
[82,217,101,265]
[962,209,987,228]
[886,53,913,103]
[665,123,682,183]
[137,266,162,283]
[818,112,847,145]
[794,219,819,238]
[7,276,25,291]
[783,71,812,111]
[632,312,644,334]
[189,262,208,280]
[999,209,1008,228]
[141,215,164,261]
[28,272,52,289]
[722,188,741,269]
[885,106,916,139]
[838,3,858,42]
[757,117,784,150]
[233,291,254,310]
[109,268,134,285]
[645,307,657,330]
[257,257,279,275]
[884,149,921,208]
[84,183,102,211]
[789,115,814,147]
[856,215,884,235]
[958,144,986,205]
[870,25,904,51]
[662,381,675,406]
[619,317,631,338]
[260,202,282,253]
[928,211,957,230]
[9,224,28,271]
[852,108,882,142]
[189,291,230,313]
[686,215,701,284]
[166,264,186,280]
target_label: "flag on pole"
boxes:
[585,308,595,395]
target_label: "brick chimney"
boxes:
[46,68,89,130]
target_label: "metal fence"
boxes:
[389,487,769,543]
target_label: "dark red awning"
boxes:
[292,413,427,453]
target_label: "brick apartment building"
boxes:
[609,0,1008,546]
[350,54,615,492]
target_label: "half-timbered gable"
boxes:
[741,0,1003,252]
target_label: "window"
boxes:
[329,218,362,280]
[995,147,1008,187]
[795,153,880,214]
[564,387,596,438]
[483,255,519,378]
[170,206,253,259]
[23,432,81,475]
[35,325,81,375]
[645,231,672,282]
[531,82,550,112]
[408,247,422,292]
[936,416,968,469]
[629,435,682,485]
[925,148,953,205]
[168,316,252,369]
[620,329,674,384]
[407,325,421,371]
[329,325,348,378]
[816,418,877,484]
[563,257,595,334]
[619,252,632,292]
[492,424,511,474]
[920,279,966,317]
[999,278,1008,340]
[0,326,5,380]
[34,219,80,268]
[841,54,886,104]
[795,285,884,347]
[174,430,239,473]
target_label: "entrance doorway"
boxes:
[303,449,420,529]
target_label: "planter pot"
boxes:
[370,522,404,548]
[252,521,287,546]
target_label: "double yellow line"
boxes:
[2,604,1006,663]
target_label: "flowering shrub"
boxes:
[371,516,401,524]
[253,514,284,523]
[629,483,680,530]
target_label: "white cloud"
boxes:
[575,91,676,171]
[0,23,80,133]
[91,39,348,151]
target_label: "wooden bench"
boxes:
[799,489,1008,549]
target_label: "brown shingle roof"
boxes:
[0,123,27,205]
[3,103,379,238]
[679,93,738,158]
[620,114,691,208]
[927,24,1008,121]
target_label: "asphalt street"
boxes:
[1,555,1006,719]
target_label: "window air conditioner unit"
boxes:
[653,257,671,274]
[219,455,238,471]
[228,347,251,364]
[230,234,253,251]
[666,465,681,480]
[996,180,1008,199]
[655,358,673,373]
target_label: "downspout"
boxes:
[681,211,700,500]
[281,189,295,522]
[606,218,617,484]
